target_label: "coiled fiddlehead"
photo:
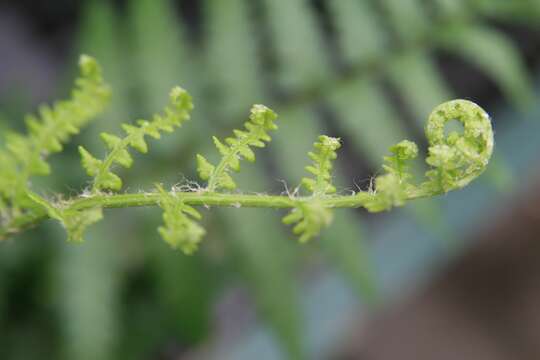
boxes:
[421,99,494,194]
[364,99,493,213]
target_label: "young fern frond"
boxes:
[79,87,193,192]
[422,100,494,194]
[364,140,418,212]
[301,135,341,196]
[283,136,341,243]
[0,54,109,219]
[365,99,493,212]
[0,56,495,253]
[383,140,419,182]
[196,104,277,192]
[156,184,205,255]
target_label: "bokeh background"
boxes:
[1,1,540,359]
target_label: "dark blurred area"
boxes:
[1,1,540,359]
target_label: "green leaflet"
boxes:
[197,104,278,192]
[283,135,341,243]
[301,135,341,196]
[26,191,102,243]
[0,55,110,212]
[155,184,205,255]
[382,140,419,183]
[79,86,193,192]
[364,140,419,212]
[283,201,333,244]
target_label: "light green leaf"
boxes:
[196,154,214,181]
[78,146,102,177]
[383,140,419,181]
[121,124,148,153]
[301,135,341,196]
[200,104,278,192]
[82,86,193,192]
[0,54,109,213]
[283,200,333,243]
[283,134,341,242]
[156,184,205,255]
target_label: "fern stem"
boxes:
[75,192,299,209]
[0,189,435,240]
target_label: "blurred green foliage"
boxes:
[0,0,538,359]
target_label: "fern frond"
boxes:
[156,184,205,255]
[27,55,110,159]
[0,54,110,213]
[301,135,341,196]
[365,139,418,211]
[197,104,277,192]
[382,140,418,182]
[284,135,341,242]
[79,86,193,192]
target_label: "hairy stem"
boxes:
[0,189,431,240]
